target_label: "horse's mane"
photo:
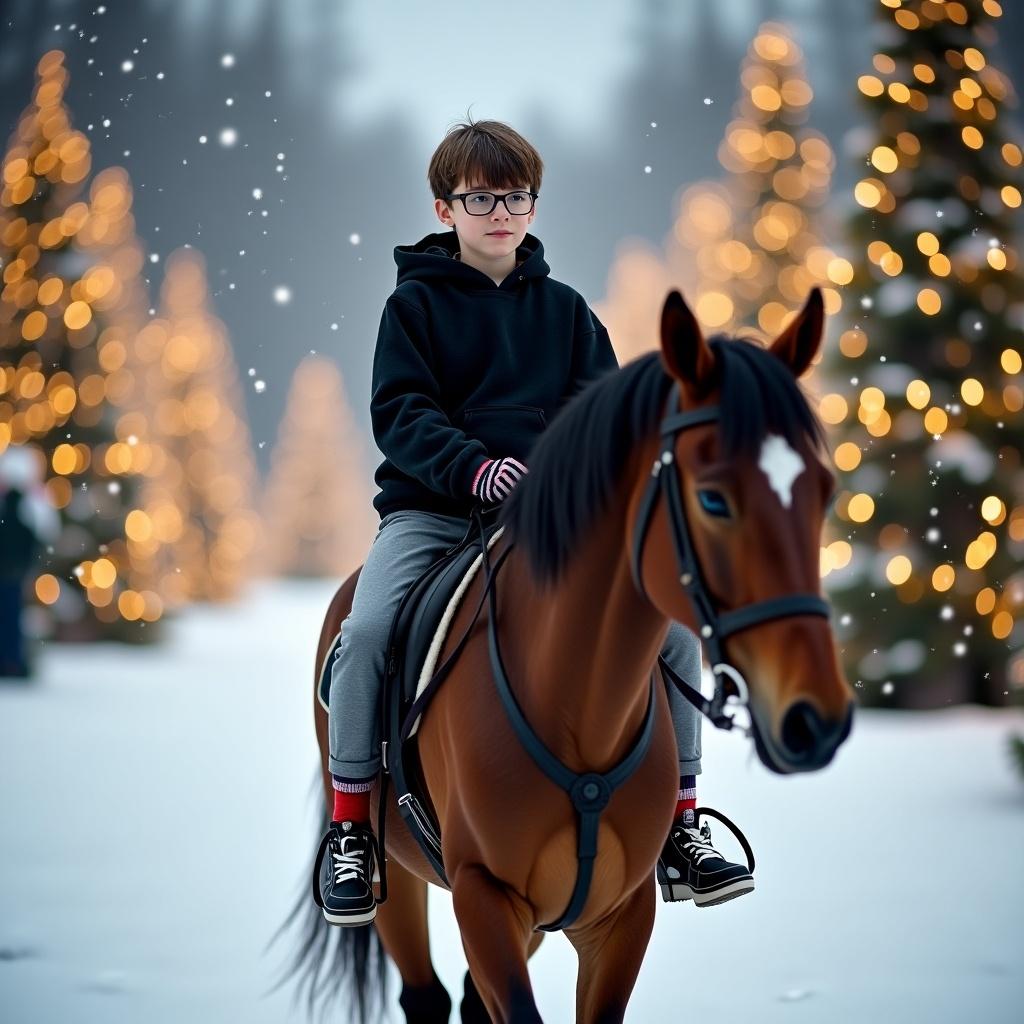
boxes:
[499,336,827,586]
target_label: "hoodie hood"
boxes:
[394,230,549,290]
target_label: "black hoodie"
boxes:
[370,230,618,519]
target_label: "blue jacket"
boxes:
[370,230,618,519]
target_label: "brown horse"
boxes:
[275,288,854,1023]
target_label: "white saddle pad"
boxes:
[408,525,505,736]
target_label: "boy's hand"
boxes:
[471,457,528,504]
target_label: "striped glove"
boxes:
[471,456,528,504]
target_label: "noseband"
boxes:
[630,382,831,734]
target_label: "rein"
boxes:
[632,382,831,734]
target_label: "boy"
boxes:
[315,119,754,926]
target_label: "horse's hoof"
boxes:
[460,970,490,1024]
[399,973,452,1023]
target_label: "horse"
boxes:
[274,288,854,1023]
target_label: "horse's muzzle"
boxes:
[754,699,854,774]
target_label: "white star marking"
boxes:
[758,434,805,509]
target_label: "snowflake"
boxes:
[219,127,238,147]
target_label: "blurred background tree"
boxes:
[132,247,261,606]
[594,23,850,362]
[260,354,376,578]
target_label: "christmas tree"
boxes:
[260,355,376,578]
[821,0,1024,706]
[594,23,850,361]
[130,247,260,605]
[0,51,160,640]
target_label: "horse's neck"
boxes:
[503,472,668,773]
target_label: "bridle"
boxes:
[630,381,832,734]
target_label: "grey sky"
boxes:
[336,0,769,145]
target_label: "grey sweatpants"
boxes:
[327,508,702,779]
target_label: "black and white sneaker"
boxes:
[313,820,378,926]
[657,815,754,907]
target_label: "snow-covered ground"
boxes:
[2,580,1022,1023]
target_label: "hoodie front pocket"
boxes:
[460,405,548,460]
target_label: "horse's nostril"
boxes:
[780,701,821,758]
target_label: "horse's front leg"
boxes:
[450,863,542,1023]
[565,881,656,1024]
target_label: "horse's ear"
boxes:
[770,288,824,378]
[659,290,715,398]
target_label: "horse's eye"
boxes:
[697,489,731,518]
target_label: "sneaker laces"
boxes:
[679,822,722,865]
[331,834,370,886]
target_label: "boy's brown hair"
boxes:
[428,116,544,202]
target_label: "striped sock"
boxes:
[332,776,374,823]
[674,775,697,828]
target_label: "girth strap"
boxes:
[483,538,658,932]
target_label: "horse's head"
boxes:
[632,288,853,774]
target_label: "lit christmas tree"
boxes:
[260,355,376,578]
[594,23,850,361]
[131,247,260,605]
[820,0,1024,707]
[693,21,844,334]
[0,51,160,640]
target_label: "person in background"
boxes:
[0,446,59,678]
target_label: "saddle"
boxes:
[379,506,506,887]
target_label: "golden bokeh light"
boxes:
[931,565,955,592]
[923,407,949,434]
[819,393,849,424]
[833,442,861,472]
[906,380,931,409]
[886,555,912,586]
[960,378,984,406]
[847,493,875,523]
[917,288,942,315]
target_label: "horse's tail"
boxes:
[263,770,389,1024]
